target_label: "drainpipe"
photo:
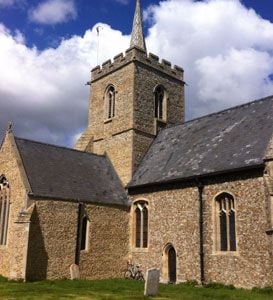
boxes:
[196,178,205,285]
[75,202,82,265]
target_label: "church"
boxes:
[1,0,273,288]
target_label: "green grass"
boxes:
[0,278,273,300]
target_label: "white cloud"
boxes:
[145,0,273,117]
[196,48,273,108]
[1,0,273,146]
[0,23,129,145]
[29,0,77,25]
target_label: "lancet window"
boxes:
[80,215,89,251]
[134,201,148,248]
[154,86,165,120]
[0,176,10,246]
[105,85,116,119]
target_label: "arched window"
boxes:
[154,86,166,120]
[105,85,115,119]
[80,216,89,251]
[134,201,148,248]
[0,176,10,246]
[215,193,236,251]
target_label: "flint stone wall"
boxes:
[26,200,129,281]
[129,170,273,288]
[0,134,31,281]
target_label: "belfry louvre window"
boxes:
[0,176,10,246]
[154,86,165,120]
[105,85,115,119]
[134,201,148,248]
[215,193,236,251]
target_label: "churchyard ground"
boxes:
[1,277,273,299]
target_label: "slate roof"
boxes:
[15,137,129,206]
[129,96,273,188]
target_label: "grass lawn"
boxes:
[0,277,273,300]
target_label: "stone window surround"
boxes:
[212,191,239,255]
[131,199,149,251]
[104,85,116,121]
[0,176,10,247]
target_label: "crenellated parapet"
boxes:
[91,46,184,83]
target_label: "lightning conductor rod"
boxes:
[96,26,103,65]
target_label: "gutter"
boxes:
[127,164,264,191]
[27,193,130,207]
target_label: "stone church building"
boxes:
[1,0,273,288]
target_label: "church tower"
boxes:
[75,0,185,185]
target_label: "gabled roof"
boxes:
[14,137,129,206]
[130,96,273,188]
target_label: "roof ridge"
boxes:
[14,136,105,158]
[166,94,273,130]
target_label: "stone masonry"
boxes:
[0,130,130,281]
[75,47,185,185]
[129,170,273,288]
[26,199,129,281]
[0,132,32,280]
[1,0,273,289]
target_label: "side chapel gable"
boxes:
[0,125,32,206]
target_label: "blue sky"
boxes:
[1,0,272,50]
[1,0,273,146]
[0,0,146,49]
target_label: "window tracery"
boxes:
[215,193,236,251]
[134,201,148,248]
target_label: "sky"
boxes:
[1,0,273,146]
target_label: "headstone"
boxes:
[144,268,160,296]
[70,264,80,280]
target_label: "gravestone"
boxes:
[70,264,80,280]
[144,268,160,296]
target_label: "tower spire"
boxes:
[130,0,147,52]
